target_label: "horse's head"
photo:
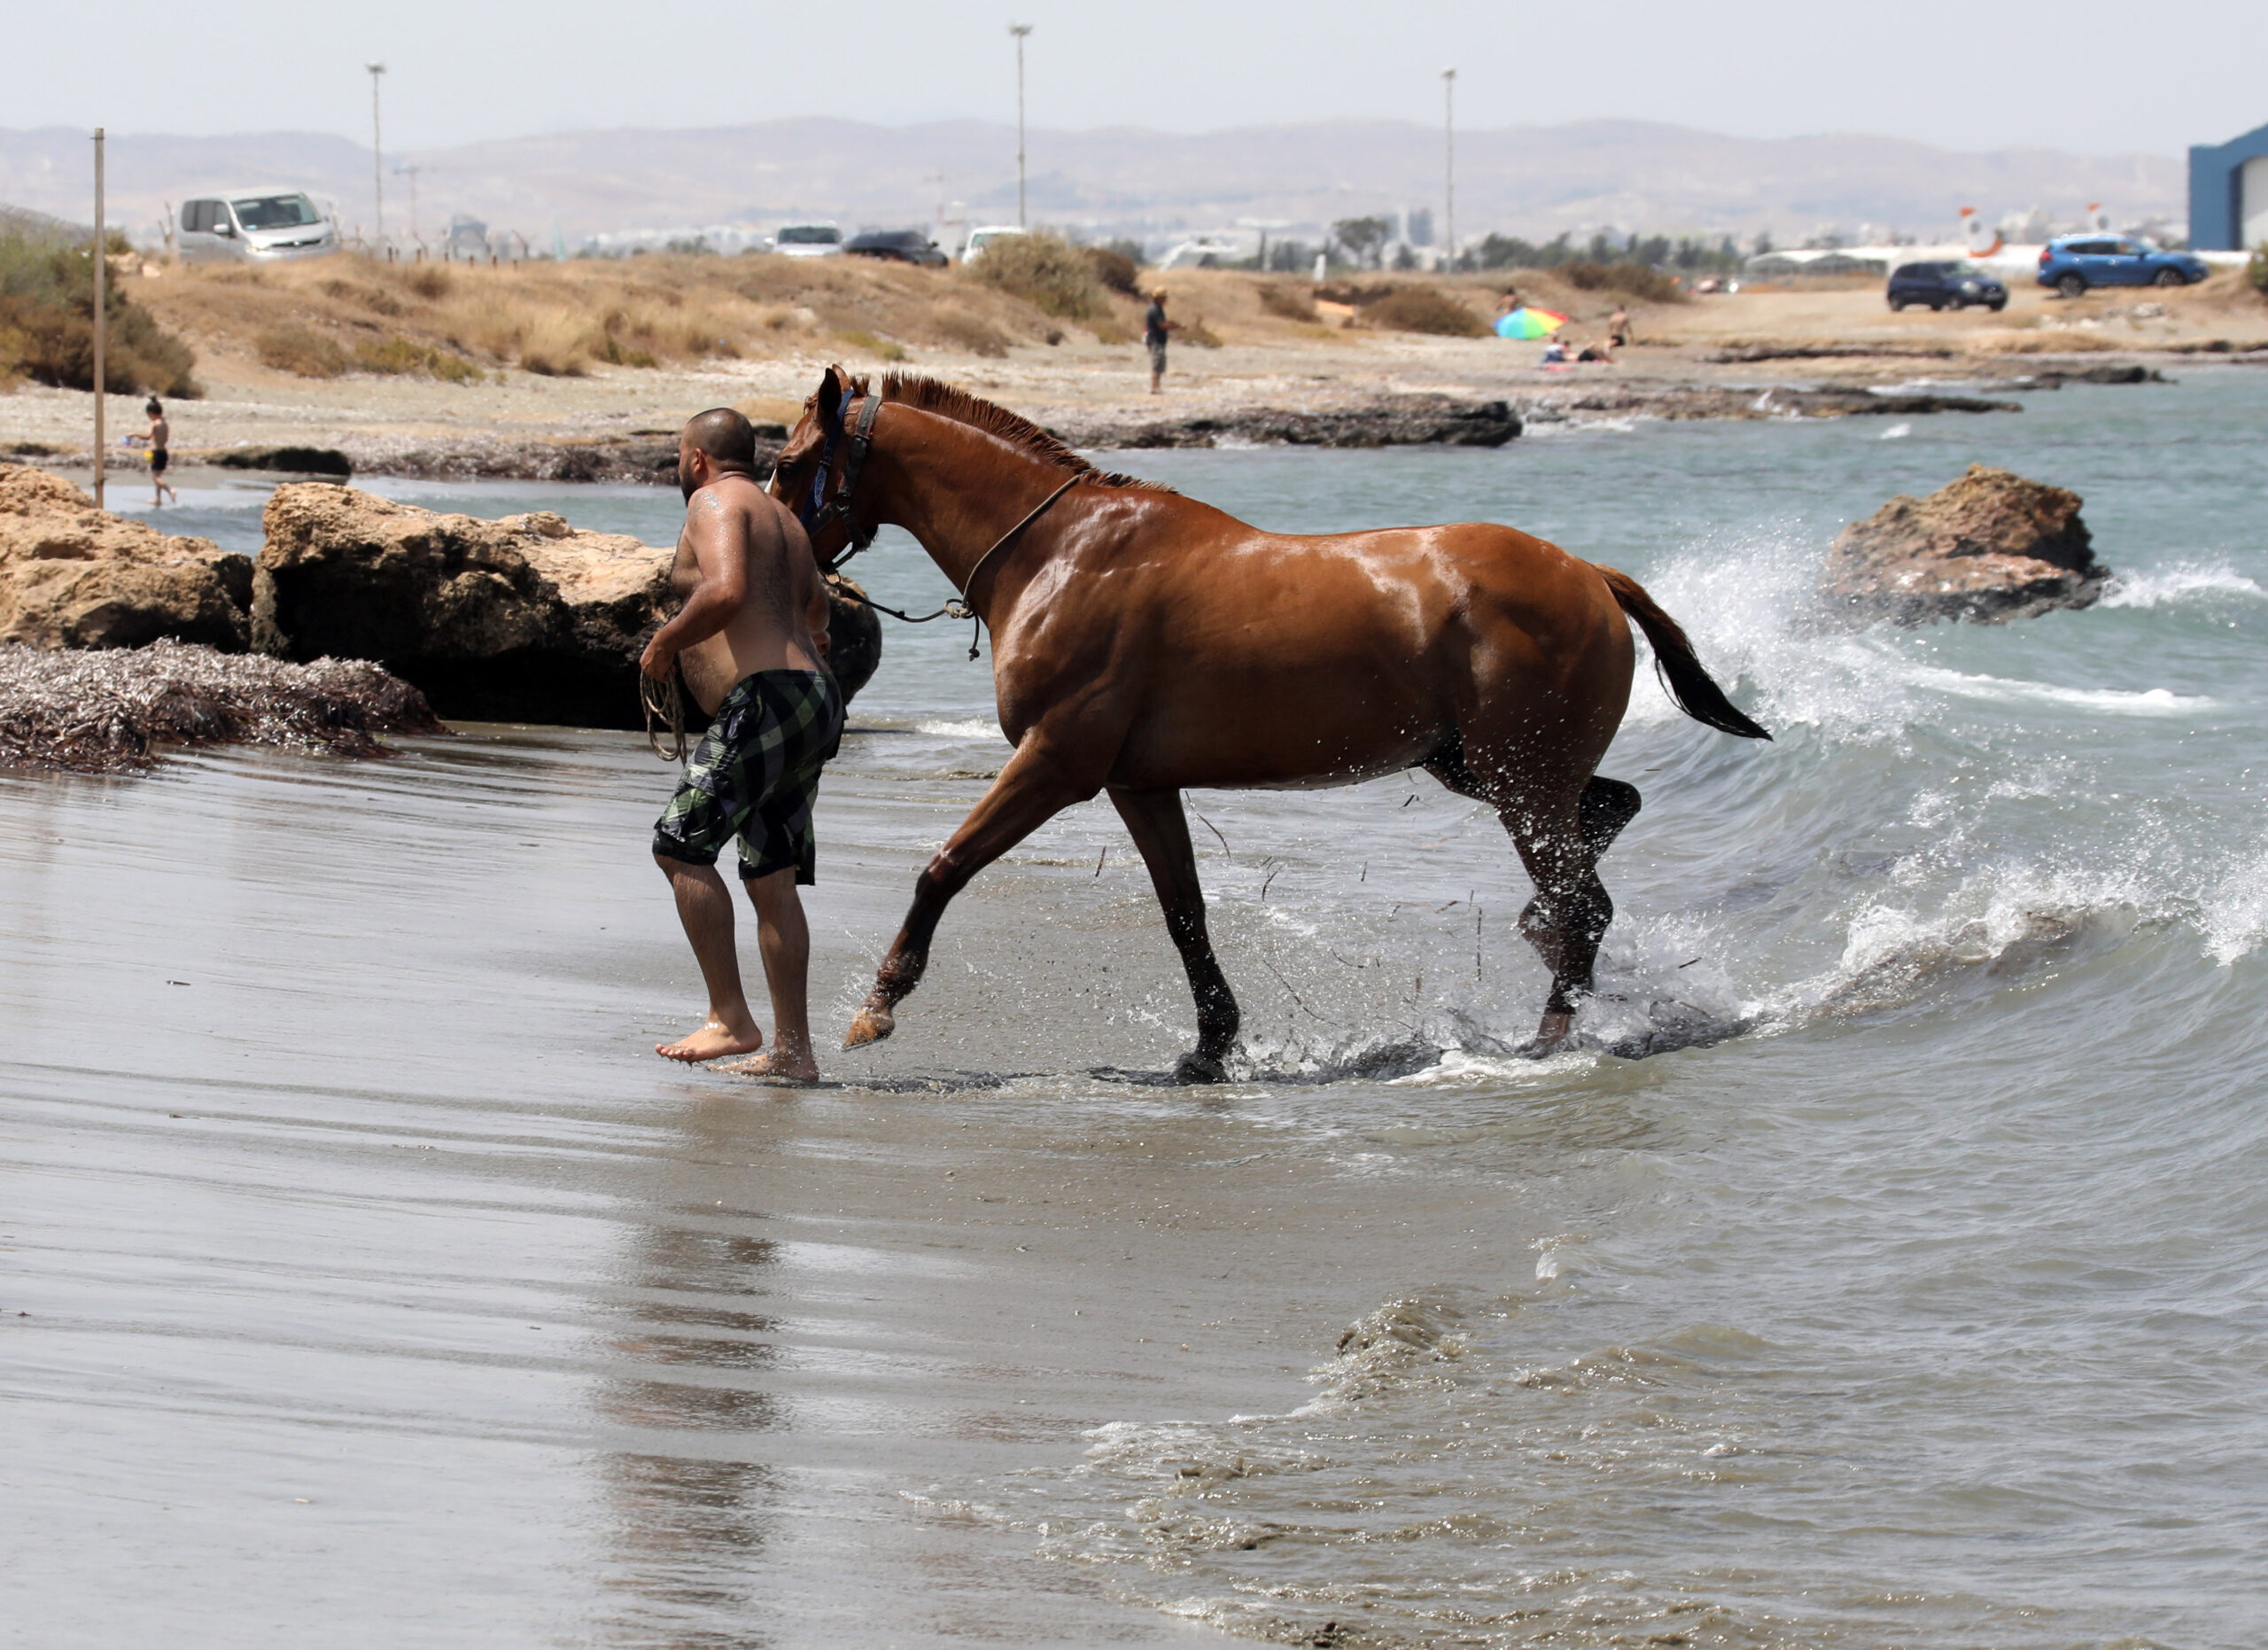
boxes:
[771,363,877,565]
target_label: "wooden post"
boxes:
[92,127,106,510]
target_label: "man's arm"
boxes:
[640,492,749,680]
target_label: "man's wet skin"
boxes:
[644,408,834,1080]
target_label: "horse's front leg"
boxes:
[844,738,1099,1049]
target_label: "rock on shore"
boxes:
[0,464,252,650]
[257,485,672,727]
[1824,464,2107,624]
[0,637,440,773]
[1050,394,1522,451]
[256,485,881,727]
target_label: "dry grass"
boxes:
[968,233,1107,320]
[256,325,347,377]
[1364,286,1488,337]
[129,250,1126,379]
[1255,281,1318,323]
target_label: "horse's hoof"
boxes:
[1518,1009,1576,1058]
[1173,1050,1228,1085]
[843,1005,896,1049]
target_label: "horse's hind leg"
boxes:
[1428,730,1637,1049]
[1110,787,1240,1081]
[1579,775,1641,860]
[844,740,1095,1050]
[1506,784,1620,1051]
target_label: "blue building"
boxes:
[2188,121,2268,251]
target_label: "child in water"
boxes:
[132,399,176,506]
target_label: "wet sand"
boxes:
[0,730,1565,1647]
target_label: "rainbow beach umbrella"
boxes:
[1495,306,1568,339]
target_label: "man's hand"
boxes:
[640,634,677,682]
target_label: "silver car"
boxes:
[177,189,339,264]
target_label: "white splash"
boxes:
[2101,564,2266,610]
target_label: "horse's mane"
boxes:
[858,372,1174,494]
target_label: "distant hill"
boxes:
[0,119,2184,249]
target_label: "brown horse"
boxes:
[772,366,1767,1078]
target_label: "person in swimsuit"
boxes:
[642,408,842,1081]
[1144,288,1177,394]
[1607,305,1632,348]
[136,398,176,507]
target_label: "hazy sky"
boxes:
[6,0,2261,158]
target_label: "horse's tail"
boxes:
[1595,564,1772,741]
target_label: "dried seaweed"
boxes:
[0,639,443,774]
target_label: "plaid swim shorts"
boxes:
[653,668,843,884]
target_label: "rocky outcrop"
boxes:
[1823,464,2108,625]
[1053,394,1522,450]
[256,485,880,727]
[0,463,252,650]
[0,637,439,774]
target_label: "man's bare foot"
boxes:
[655,1016,765,1062]
[718,1048,820,1085]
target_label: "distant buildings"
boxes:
[2187,122,2268,252]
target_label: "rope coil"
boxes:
[641,662,688,764]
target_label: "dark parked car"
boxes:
[845,229,948,268]
[1886,261,2008,312]
[2035,235,2208,298]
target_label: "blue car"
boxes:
[2037,235,2208,298]
[1887,261,2008,312]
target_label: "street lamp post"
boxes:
[1441,68,1456,272]
[366,62,386,253]
[92,128,105,511]
[1009,24,1033,229]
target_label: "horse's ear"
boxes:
[817,365,850,424]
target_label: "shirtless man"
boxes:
[642,409,843,1080]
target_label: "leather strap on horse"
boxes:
[807,393,883,568]
[828,472,1084,661]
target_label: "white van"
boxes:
[773,222,843,259]
[959,224,1026,263]
[177,189,338,264]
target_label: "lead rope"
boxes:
[641,661,688,764]
[825,473,1082,662]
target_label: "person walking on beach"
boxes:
[1607,304,1632,348]
[1145,288,1177,394]
[642,408,842,1082]
[134,398,176,507]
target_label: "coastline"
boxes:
[6,268,2262,483]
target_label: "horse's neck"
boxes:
[874,416,1076,595]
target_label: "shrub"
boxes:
[2249,244,2268,297]
[353,338,484,383]
[1256,281,1317,323]
[0,230,201,396]
[970,232,1105,320]
[403,264,452,300]
[1086,245,1142,298]
[257,326,347,377]
[1177,315,1223,349]
[1558,261,1684,302]
[835,329,906,362]
[933,311,1011,358]
[1364,285,1485,337]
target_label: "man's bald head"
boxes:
[682,408,758,472]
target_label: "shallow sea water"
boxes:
[6,370,2267,1647]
